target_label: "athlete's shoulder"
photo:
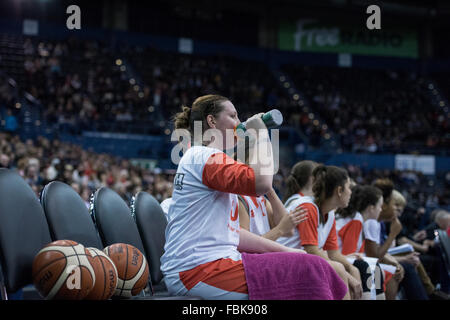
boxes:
[180,145,223,166]
[353,212,364,223]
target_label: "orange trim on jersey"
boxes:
[230,201,239,221]
[202,153,256,196]
[359,240,365,253]
[323,220,339,251]
[260,197,266,216]
[338,220,363,255]
[241,196,250,210]
[298,192,304,196]
[249,196,260,208]
[297,203,319,247]
[383,270,394,293]
[179,259,248,294]
[238,196,254,217]
[297,203,339,250]
[248,196,266,217]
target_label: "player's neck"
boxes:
[320,198,339,216]
[300,188,313,197]
[361,209,371,221]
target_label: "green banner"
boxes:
[278,20,418,58]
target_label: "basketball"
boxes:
[103,243,149,298]
[84,247,118,300]
[31,240,96,300]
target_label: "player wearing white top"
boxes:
[237,190,307,240]
[336,212,365,254]
[161,145,243,275]
[239,195,271,236]
[279,161,363,300]
[335,184,387,300]
[161,95,301,299]
[336,184,404,299]
[161,95,347,300]
[277,193,336,250]
[335,185,384,256]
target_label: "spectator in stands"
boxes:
[283,65,449,152]
[0,152,10,168]
[14,36,450,154]
[421,210,450,239]
[0,132,176,205]
[412,209,450,294]
[4,109,18,133]
[390,190,449,299]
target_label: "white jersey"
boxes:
[240,195,271,236]
[363,219,381,245]
[160,146,256,275]
[277,193,336,250]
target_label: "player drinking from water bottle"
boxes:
[160,94,348,300]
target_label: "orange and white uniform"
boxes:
[277,192,338,251]
[239,195,271,236]
[336,212,365,255]
[161,146,256,299]
[335,214,382,255]
[336,214,394,295]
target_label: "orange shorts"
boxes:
[164,258,248,300]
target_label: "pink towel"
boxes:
[241,252,348,300]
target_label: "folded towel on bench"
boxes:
[242,252,347,300]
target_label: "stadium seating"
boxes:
[131,191,168,293]
[282,64,449,153]
[438,230,450,276]
[90,187,147,254]
[0,34,24,82]
[90,186,201,299]
[40,181,104,249]
[0,168,51,300]
[2,32,448,155]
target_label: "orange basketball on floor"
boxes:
[84,247,118,300]
[103,243,149,298]
[32,240,96,300]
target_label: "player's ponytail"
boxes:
[283,160,318,203]
[336,184,363,219]
[172,94,229,140]
[372,178,394,205]
[174,106,191,130]
[357,185,383,213]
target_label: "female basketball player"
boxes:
[160,94,347,300]
[277,162,363,299]
[237,188,307,241]
[335,185,390,299]
[234,142,308,241]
